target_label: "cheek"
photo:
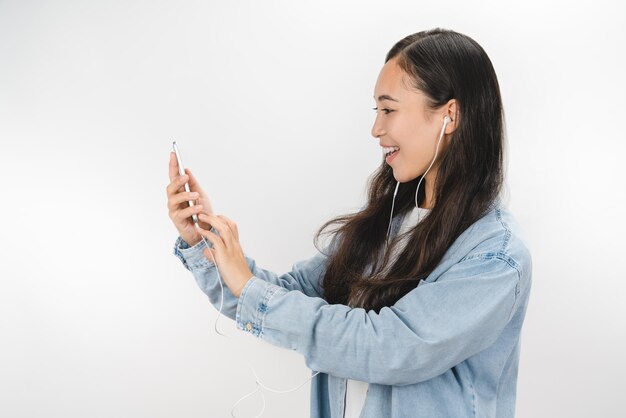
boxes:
[395,125,429,156]
[393,116,419,137]
[397,130,436,172]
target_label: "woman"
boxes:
[167,27,532,418]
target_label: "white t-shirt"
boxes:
[344,206,431,418]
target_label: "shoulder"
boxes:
[451,202,532,281]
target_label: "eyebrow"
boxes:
[374,94,399,102]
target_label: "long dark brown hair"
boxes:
[313,28,507,314]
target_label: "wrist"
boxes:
[182,235,202,247]
[188,239,202,247]
[235,276,253,298]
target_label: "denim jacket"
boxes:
[172,201,532,418]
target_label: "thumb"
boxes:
[185,168,202,189]
[184,168,195,183]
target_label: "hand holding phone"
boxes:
[167,140,215,246]
[172,141,200,224]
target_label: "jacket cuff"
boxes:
[172,234,216,271]
[236,276,288,337]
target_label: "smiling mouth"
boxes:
[385,149,399,162]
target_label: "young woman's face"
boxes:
[371,57,454,183]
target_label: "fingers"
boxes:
[175,204,203,221]
[185,168,196,186]
[217,214,239,241]
[167,191,200,211]
[166,172,189,197]
[195,218,223,249]
[197,213,236,248]
[185,168,206,195]
[168,152,195,193]
[169,152,179,182]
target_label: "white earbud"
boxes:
[444,115,451,124]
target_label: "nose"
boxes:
[371,115,385,139]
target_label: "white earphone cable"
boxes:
[193,232,320,418]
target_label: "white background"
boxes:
[1,1,624,417]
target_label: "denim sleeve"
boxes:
[172,230,329,321]
[234,254,522,386]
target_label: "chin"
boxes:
[392,168,419,184]
[392,171,410,183]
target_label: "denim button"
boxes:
[246,322,252,331]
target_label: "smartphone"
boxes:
[172,140,199,225]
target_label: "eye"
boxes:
[372,107,393,115]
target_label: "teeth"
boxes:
[382,146,399,155]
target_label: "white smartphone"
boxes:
[172,140,199,225]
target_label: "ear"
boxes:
[444,99,460,135]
